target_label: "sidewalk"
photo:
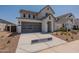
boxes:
[39,39,79,53]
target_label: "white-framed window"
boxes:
[28,14,31,18]
[45,13,48,17]
[33,15,35,19]
[23,14,26,18]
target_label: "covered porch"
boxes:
[5,25,16,32]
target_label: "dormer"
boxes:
[19,9,38,19]
[37,5,55,19]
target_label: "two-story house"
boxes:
[17,5,75,33]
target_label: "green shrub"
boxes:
[59,27,67,32]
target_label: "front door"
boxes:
[47,22,51,32]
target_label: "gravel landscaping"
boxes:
[0,31,20,53]
[52,30,79,42]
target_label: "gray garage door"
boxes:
[21,22,42,33]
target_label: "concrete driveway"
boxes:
[16,33,67,53]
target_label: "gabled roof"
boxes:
[20,5,55,14]
[0,19,16,25]
[56,13,74,24]
[39,5,55,14]
[57,13,73,18]
[74,18,79,25]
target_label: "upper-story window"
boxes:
[33,15,35,19]
[28,14,31,18]
[49,16,51,20]
[23,14,26,18]
[45,13,48,17]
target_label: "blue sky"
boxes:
[0,5,79,23]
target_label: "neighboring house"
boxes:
[17,5,75,33]
[0,19,16,32]
[74,18,79,29]
[55,13,75,31]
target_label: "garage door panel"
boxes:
[21,22,41,33]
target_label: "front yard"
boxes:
[52,30,79,42]
[0,31,20,53]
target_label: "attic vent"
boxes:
[47,8,49,10]
[69,14,72,17]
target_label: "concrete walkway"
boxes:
[16,33,66,53]
[39,39,79,53]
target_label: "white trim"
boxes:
[42,20,48,33]
[19,19,42,23]
[17,26,21,33]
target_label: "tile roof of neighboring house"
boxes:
[0,19,16,25]
[55,13,74,24]
[57,13,73,18]
[74,18,79,25]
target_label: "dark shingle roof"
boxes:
[0,19,16,25]
[20,5,55,15]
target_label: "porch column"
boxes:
[51,21,54,32]
[17,20,21,33]
[5,26,7,31]
[10,25,11,32]
[42,20,48,33]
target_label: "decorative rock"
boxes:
[0,42,6,49]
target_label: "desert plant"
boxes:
[7,40,10,44]
[64,32,67,35]
[68,33,71,36]
[66,38,68,41]
[71,36,73,39]
[60,32,63,35]
[56,33,58,35]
